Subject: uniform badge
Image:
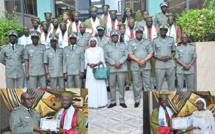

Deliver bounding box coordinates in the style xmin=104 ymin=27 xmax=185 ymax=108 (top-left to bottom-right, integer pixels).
xmin=47 ymin=43 xmax=50 ymax=48
xmin=159 ymin=120 xmax=165 ymax=126
xmin=108 ymin=28 xmax=111 ymax=33
xmin=59 ymin=42 xmax=63 ymax=47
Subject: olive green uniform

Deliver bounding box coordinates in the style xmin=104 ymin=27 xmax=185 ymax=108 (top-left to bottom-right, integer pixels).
xmin=104 ymin=42 xmax=128 ymax=104
xmin=24 ymin=44 xmax=47 ymax=88
xmin=128 ymin=38 xmax=154 ymax=102
xmin=0 ymin=44 xmax=25 ymax=88
xmin=44 ymin=47 xmax=65 ymax=88
xmin=96 ymin=36 xmax=111 ymax=49
xmin=175 ymin=44 xmax=197 ymax=91
xmin=154 ymin=13 xmax=169 ymax=27
xmin=9 ymin=104 xmax=40 ymax=134
xmin=77 ymin=32 xmax=92 ymax=49
xmin=63 ymin=45 xmax=85 ymax=88
xmin=152 ymin=36 xmax=176 ymax=91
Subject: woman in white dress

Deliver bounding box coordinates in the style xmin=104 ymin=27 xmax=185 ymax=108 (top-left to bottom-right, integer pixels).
xmin=85 ymin=37 xmax=108 ymax=108
xmin=185 ymin=98 xmax=215 ymax=134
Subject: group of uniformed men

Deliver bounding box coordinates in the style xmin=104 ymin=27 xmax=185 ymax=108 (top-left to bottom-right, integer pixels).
xmin=0 ymin=2 xmax=197 ymax=107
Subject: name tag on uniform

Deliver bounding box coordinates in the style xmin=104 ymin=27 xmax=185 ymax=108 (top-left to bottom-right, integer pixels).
xmin=25 ymin=116 xmax=30 ymax=118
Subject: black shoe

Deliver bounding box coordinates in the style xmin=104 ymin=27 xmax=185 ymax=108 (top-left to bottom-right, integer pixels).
xmin=107 ymin=86 xmax=110 ymax=92
xmin=154 ymin=86 xmax=156 ymax=89
xmin=134 ymin=102 xmax=139 ymax=108
xmin=107 ymin=103 xmax=116 ymax=108
xmin=120 ymin=103 xmax=127 ymax=108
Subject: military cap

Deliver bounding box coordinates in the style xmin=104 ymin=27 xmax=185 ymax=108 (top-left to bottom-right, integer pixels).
xmin=160 ymin=2 xmax=168 ymax=8
xmin=159 ymin=24 xmax=168 ymax=29
xmin=124 ymin=7 xmax=132 ymax=11
xmin=40 ymin=21 xmax=50 ymax=27
xmin=69 ymin=32 xmax=78 ymax=39
xmin=128 ymin=17 xmax=135 ymax=22
xmin=7 ymin=30 xmax=18 ymax=37
xmin=49 ymin=34 xmax=59 ymax=41
xmin=135 ymin=25 xmax=144 ymax=32
xmin=31 ymin=17 xmax=40 ymax=23
xmin=72 ymin=11 xmax=80 ymax=15
xmin=110 ymin=29 xmax=120 ymax=36
xmin=159 ymin=92 xmax=169 ymax=99
xmin=109 ymin=10 xmax=117 ymax=14
xmin=166 ymin=14 xmax=176 ymax=19
xmin=44 ymin=12 xmax=52 ymax=16
xmin=90 ymin=6 xmax=98 ymax=11
xmin=30 ymin=30 xmax=41 ymax=37
xmin=118 ymin=24 xmax=126 ymax=29
xmin=59 ymin=21 xmax=67 ymax=26
xmin=102 ymin=5 xmax=110 ymax=9
xmin=59 ymin=91 xmax=76 ymax=98
xmin=96 ymin=25 xmax=105 ymax=31
xmin=51 ymin=18 xmax=58 ymax=23
xmin=145 ymin=16 xmax=153 ymax=21
xmin=61 ymin=10 xmax=69 ymax=15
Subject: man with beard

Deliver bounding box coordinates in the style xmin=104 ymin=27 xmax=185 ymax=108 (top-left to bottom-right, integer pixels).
xmin=51 ymin=18 xmax=61 ymax=35
xmin=68 ymin=11 xmax=82 ymax=33
xmin=30 ymin=18 xmax=41 ymax=33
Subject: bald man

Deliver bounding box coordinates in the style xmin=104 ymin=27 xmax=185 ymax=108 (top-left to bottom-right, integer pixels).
xmin=77 ymin=23 xmax=92 ymax=49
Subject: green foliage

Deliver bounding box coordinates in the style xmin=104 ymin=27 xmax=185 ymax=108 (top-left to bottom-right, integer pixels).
xmin=203 ymin=0 xmax=215 ymax=9
xmin=135 ymin=10 xmax=142 ymax=21
xmin=176 ymin=9 xmax=215 ymax=42
xmin=0 ymin=7 xmax=23 ymax=46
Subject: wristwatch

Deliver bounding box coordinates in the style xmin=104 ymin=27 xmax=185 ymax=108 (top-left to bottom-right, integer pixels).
xmin=188 ymin=64 xmax=191 ymax=67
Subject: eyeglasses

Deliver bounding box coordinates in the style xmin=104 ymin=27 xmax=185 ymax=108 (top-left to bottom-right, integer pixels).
xmin=23 ymin=98 xmax=34 ymax=101
xmin=61 ymin=99 xmax=71 ymax=102
xmin=196 ymin=102 xmax=204 ymax=105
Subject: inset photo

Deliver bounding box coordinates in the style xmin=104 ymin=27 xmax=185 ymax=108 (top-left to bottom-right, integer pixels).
xmin=0 ymin=88 xmax=88 ymax=134
xmin=144 ymin=91 xmax=215 ymax=134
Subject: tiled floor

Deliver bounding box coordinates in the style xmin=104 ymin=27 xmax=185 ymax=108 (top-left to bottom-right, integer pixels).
xmin=88 ymin=80 xmax=186 ymax=134
xmin=88 ymin=88 xmax=143 ymax=134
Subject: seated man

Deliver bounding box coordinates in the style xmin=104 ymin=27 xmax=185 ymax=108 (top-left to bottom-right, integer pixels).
xmin=48 ymin=91 xmax=86 ymax=134
xmin=150 ymin=93 xmax=176 ymax=134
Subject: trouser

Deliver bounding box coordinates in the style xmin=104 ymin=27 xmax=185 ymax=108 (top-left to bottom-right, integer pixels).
xmin=126 ymin=61 xmax=132 ymax=85
xmin=132 ymin=70 xmax=152 ymax=103
xmin=50 ymin=77 xmax=65 ymax=88
xmin=109 ymin=72 xmax=126 ymax=104
xmin=68 ymin=75 xmax=82 ymax=88
xmin=177 ymin=73 xmax=194 ymax=91
xmin=6 ymin=76 xmax=24 ymax=88
xmin=22 ymin=63 xmax=28 ymax=88
xmin=155 ymin=67 xmax=175 ymax=91
xmin=28 ymin=75 xmax=47 ymax=88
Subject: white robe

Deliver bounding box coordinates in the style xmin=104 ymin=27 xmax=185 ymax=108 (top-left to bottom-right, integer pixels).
xmin=58 ymin=31 xmax=69 ymax=48
xmin=18 ymin=35 xmax=32 ymax=48
xmin=85 ymin=47 xmax=108 ymax=108
xmin=72 ymin=21 xmax=82 ymax=32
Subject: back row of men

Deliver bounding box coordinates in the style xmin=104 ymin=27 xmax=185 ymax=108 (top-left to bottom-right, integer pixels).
xmin=0 ymin=2 xmax=197 ymax=91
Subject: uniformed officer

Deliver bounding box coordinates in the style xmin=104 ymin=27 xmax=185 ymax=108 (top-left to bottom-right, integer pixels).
xmin=24 ymin=30 xmax=47 ymax=88
xmin=44 ymin=34 xmax=65 ymax=88
xmin=175 ymin=33 xmax=197 ymax=91
xmin=96 ymin=25 xmax=111 ymax=49
xmin=154 ymin=2 xmax=169 ymax=27
xmin=0 ymin=30 xmax=25 ymax=88
xmin=128 ymin=25 xmax=154 ymax=107
xmin=104 ymin=29 xmax=128 ymax=108
xmin=77 ymin=23 xmax=92 ymax=49
xmin=137 ymin=10 xmax=149 ymax=28
xmin=63 ymin=32 xmax=85 ymax=88
xmin=152 ymin=24 xmax=176 ymax=91
xmin=9 ymin=93 xmax=41 ymax=134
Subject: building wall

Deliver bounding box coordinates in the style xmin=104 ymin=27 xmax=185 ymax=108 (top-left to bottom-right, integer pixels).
xmin=0 ymin=0 xmax=5 ymax=17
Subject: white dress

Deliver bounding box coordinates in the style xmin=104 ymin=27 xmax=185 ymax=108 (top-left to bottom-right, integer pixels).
xmin=85 ymin=47 xmax=108 ymax=108
xmin=189 ymin=114 xmax=213 ymax=134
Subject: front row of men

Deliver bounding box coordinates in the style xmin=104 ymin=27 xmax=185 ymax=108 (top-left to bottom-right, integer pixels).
xmin=0 ymin=24 xmax=197 ymax=93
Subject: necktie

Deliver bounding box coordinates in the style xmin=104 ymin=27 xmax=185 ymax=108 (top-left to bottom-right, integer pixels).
xmin=131 ymin=30 xmax=134 ymax=39
xmin=12 ymin=45 xmax=14 ymax=50
xmin=72 ymin=46 xmax=74 ymax=50
xmin=27 ymin=109 xmax=32 ymax=116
